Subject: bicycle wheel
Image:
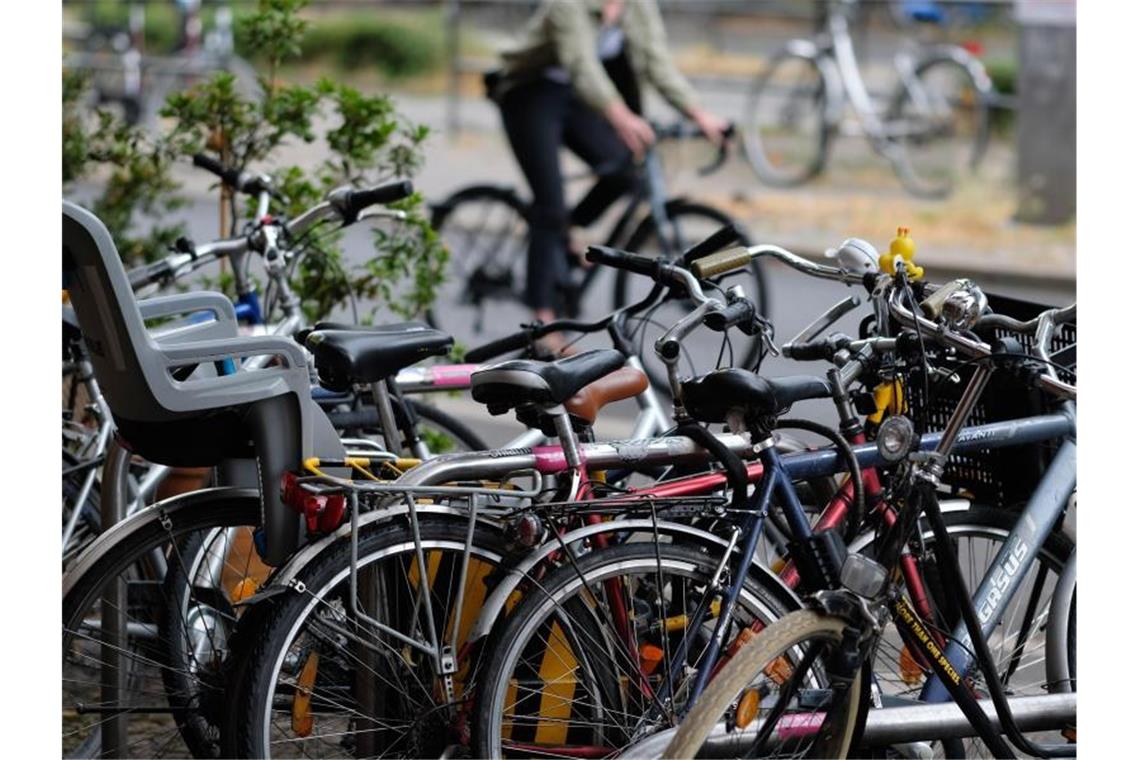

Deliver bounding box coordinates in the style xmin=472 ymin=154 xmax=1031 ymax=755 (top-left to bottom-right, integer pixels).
xmin=742 ymin=51 xmax=832 ymax=187
xmin=851 ymin=504 xmax=1073 ymax=757
xmin=226 ymin=518 xmax=512 ymax=758
xmin=612 ymin=202 xmax=769 ymax=392
xmin=472 ymin=541 xmax=794 ymax=758
xmin=886 ymin=52 xmax=990 ymax=199
xmin=665 ymin=609 xmax=864 ymax=759
xmin=160 ymin=525 xmax=272 ymax=757
xmin=427 ymin=185 xmax=533 ymax=352
xmin=326 ymin=397 xmax=489 ymax=455
xmin=62 ymin=492 xmax=261 ymax=758
xmin=404 ymin=398 xmax=489 ymax=453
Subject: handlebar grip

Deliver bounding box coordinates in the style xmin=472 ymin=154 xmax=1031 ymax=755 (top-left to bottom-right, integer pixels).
xmin=691 ymin=246 xmax=752 ymax=279
xmin=192 ymin=152 xmax=227 ymax=178
xmin=782 ymin=340 xmax=835 ymax=361
xmin=127 ymin=259 xmax=174 ymax=291
xmin=681 ymin=223 xmax=746 ymax=266
xmin=343 ymin=180 xmax=415 ymax=221
xmin=192 ymin=153 xmax=243 ymax=189
xmin=464 ymin=329 xmax=533 ymax=363
xmin=585 ymin=245 xmax=662 ymax=279
xmin=703 ymin=299 xmax=754 ymax=333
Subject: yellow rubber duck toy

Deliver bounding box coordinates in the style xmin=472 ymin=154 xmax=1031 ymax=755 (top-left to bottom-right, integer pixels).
xmin=879 ymin=226 xmax=925 ymax=281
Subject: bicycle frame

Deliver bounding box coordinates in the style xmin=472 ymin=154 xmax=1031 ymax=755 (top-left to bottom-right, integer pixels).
xmin=767 ymin=0 xmax=991 ymax=179
xmin=919 ymin=404 xmax=1076 ymax=704
xmin=565 ymin=146 xmax=686 ymax=316
xmin=256 ymin=409 xmax=1072 ymax=667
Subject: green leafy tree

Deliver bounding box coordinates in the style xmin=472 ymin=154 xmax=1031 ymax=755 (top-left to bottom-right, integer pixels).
xmin=63 ymin=0 xmax=446 ymax=323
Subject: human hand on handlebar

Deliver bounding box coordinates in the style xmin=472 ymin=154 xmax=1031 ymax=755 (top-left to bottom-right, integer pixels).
xmin=605 ymin=101 xmax=656 ymax=160
xmin=688 ymin=107 xmax=731 ymax=147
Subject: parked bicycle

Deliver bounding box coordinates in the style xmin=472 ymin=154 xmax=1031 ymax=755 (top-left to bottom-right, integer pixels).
xmin=662 ymin=267 xmax=1075 ymax=758
xmin=742 ymin=0 xmax=992 ymax=198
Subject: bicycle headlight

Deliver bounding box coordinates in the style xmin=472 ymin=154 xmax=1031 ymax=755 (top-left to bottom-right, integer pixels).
xmin=877 ymin=415 xmax=916 ymax=463
xmin=840 ymin=553 xmax=889 ymax=600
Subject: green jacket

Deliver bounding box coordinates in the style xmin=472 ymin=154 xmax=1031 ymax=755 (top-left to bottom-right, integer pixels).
xmin=496 ymin=0 xmax=698 ymax=115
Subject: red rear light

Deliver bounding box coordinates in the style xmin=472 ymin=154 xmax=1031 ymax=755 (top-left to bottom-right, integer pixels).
xmin=281 ymin=472 xmax=347 ymax=534
xmin=961 ymin=40 xmax=984 ymax=57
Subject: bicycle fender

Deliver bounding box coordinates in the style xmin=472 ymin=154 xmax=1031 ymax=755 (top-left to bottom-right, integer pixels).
xmin=62 ymin=487 xmax=260 ymax=599
xmin=261 ymin=502 xmax=503 ymax=591
xmin=465 ymin=519 xmax=804 ymax=644
xmin=915 ymin=44 xmax=994 ymax=94
xmin=1045 ymin=549 xmax=1077 ymax=694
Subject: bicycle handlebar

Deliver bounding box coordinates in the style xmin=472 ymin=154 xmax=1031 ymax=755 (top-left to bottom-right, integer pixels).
xmin=703 ymin=297 xmax=754 ymax=333
xmin=192 ymin=153 xmax=278 ymax=199
xmin=692 ymin=243 xmax=864 ymax=285
xmin=463 ymin=329 xmax=536 ymax=364
xmin=652 ymin=120 xmax=735 ymax=176
xmin=128 ymin=181 xmax=412 ymax=294
xmin=681 ymin=223 xmax=748 ymax=267
xmin=327 ymin=180 xmax=415 ymax=224
xmin=888 ymin=287 xmax=1076 ymax=400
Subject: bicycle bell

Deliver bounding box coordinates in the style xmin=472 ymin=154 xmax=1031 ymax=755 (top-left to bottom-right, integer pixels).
xmin=825 ymin=237 xmax=879 ymax=276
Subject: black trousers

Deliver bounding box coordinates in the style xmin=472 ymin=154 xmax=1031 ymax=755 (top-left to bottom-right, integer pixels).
xmin=499 ymin=79 xmax=636 ymax=311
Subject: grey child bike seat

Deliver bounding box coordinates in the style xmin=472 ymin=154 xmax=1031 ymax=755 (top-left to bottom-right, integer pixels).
xmin=62 ymin=200 xmax=344 ymax=564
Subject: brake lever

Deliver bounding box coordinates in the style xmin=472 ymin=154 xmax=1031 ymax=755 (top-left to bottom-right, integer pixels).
xmin=697 ymin=124 xmax=735 ymax=177
xmin=785 ymin=295 xmax=861 ymax=349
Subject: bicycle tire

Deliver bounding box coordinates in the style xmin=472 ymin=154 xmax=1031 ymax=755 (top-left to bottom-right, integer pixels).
xmin=405 ymin=398 xmax=489 ymax=453
xmin=886 ymin=51 xmax=990 ymax=199
xmin=225 ymin=518 xmax=513 ymax=759
xmin=472 ymin=541 xmax=795 ymax=758
xmin=665 ymin=609 xmax=862 ymax=759
xmin=742 ymin=51 xmax=832 ymax=187
xmin=851 ymin=504 xmax=1073 ymax=758
xmin=160 ymin=524 xmax=273 ymax=758
xmin=853 ymin=505 xmax=1073 ymax=701
xmin=62 ymin=493 xmax=261 ymax=758
xmin=426 ymin=184 xmax=532 ymax=347
xmin=612 ymin=201 xmax=769 ymax=393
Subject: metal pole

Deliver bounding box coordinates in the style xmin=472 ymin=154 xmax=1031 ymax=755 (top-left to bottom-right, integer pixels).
xmin=445 ymin=0 xmax=461 ymax=138
xmin=617 ymin=692 xmax=1077 ymax=757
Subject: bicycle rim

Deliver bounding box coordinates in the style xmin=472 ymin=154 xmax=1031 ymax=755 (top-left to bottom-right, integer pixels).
xmin=664 ymin=609 xmax=861 ymax=759
xmin=476 ymin=542 xmax=791 ymax=758
xmin=887 ymin=56 xmax=988 ymax=199
xmin=853 ymin=505 xmax=1073 ymax=757
xmin=743 ymin=54 xmax=830 ymax=187
xmin=234 ymin=520 xmax=510 ymax=758
xmin=427 ymin=187 xmax=532 ymax=350
xmin=62 ymin=495 xmax=260 ymax=758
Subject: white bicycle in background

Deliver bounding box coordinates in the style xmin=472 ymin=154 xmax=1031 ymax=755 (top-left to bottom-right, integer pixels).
xmin=742 ymin=0 xmax=993 ymax=199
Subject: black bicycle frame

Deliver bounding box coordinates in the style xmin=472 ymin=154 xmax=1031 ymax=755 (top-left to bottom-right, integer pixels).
xmin=639 ymin=408 xmax=1074 ymax=729
xmin=568 ymin=148 xmax=683 ymax=315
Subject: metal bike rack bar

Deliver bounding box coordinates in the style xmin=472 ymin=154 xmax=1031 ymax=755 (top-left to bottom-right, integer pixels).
xmin=618 ymin=693 xmax=1076 ymax=758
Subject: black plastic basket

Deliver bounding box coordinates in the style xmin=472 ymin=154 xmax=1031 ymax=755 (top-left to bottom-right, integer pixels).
xmin=899 ymin=293 xmax=1075 ymax=506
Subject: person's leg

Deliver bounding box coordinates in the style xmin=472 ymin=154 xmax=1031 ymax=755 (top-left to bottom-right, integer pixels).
xmin=563 ymin=95 xmax=639 ymax=230
xmin=499 ymin=80 xmax=571 ymax=316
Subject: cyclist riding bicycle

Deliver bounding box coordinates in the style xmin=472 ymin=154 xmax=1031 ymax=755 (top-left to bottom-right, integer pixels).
xmin=488 ymin=0 xmax=729 ymax=335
